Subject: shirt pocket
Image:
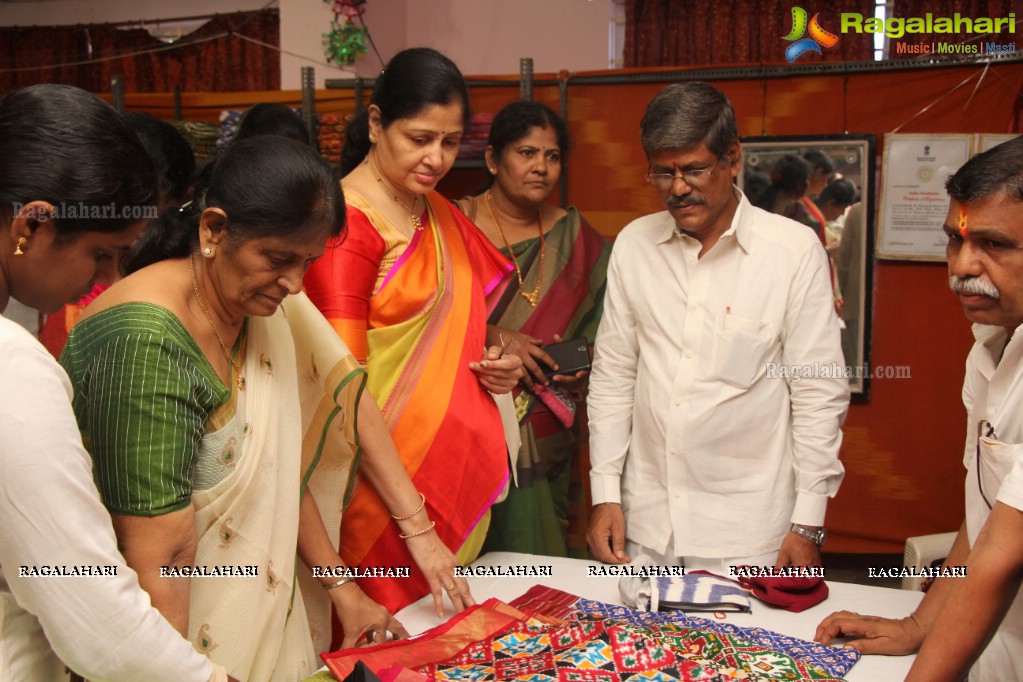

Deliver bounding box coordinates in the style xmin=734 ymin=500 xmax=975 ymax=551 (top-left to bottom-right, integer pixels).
xmin=977 ymin=436 xmax=1022 ymax=507
xmin=712 ymin=313 xmax=772 ymax=389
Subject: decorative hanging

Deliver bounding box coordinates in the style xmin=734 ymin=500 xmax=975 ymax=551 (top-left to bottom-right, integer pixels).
xmin=322 ymin=0 xmax=368 ymax=66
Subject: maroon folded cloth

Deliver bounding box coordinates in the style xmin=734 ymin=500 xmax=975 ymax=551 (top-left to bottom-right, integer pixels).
xmin=735 ymin=566 xmax=829 ymax=613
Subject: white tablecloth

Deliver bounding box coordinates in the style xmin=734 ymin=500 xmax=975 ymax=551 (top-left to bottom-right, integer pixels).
xmin=387 ymin=552 xmax=924 ymax=681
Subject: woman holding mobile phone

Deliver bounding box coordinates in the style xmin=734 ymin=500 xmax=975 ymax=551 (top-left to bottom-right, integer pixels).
xmin=456 ymin=101 xmax=611 ymax=557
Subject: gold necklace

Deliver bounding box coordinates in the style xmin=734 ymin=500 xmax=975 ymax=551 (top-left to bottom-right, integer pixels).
xmin=365 ymin=155 xmax=423 ymax=231
xmin=190 ymin=256 xmax=245 ymax=390
xmin=486 ymin=190 xmax=545 ymax=308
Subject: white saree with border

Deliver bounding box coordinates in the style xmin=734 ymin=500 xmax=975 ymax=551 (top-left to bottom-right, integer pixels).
xmin=186 ymin=292 xmax=363 ymax=681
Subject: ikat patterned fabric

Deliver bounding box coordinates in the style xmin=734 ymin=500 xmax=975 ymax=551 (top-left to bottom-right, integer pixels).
xmin=321 ymin=586 xmax=858 ymax=682
xmin=508 ymin=586 xmax=857 ymax=680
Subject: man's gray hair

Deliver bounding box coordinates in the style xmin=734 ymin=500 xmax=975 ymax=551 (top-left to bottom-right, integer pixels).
xmin=945 ymin=135 xmax=1023 ymax=203
xmin=640 ymin=81 xmax=739 ymax=158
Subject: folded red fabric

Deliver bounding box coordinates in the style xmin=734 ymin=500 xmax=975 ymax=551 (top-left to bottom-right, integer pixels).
xmin=735 ymin=567 xmax=829 ymax=612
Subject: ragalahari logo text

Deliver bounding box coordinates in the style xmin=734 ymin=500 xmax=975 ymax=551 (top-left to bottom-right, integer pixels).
xmin=783 ymin=7 xmax=840 ymax=62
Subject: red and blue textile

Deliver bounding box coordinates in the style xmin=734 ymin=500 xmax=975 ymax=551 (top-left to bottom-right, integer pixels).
xmin=322 ymin=586 xmax=858 ymax=682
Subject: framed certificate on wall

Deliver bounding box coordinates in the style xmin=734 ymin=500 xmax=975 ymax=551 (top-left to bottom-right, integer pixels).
xmin=876 ymin=133 xmax=973 ymax=262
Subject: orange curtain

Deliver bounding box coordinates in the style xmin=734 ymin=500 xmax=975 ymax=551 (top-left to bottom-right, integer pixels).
xmin=624 ymin=0 xmax=876 ymax=67
xmin=0 ymin=10 xmax=279 ymax=94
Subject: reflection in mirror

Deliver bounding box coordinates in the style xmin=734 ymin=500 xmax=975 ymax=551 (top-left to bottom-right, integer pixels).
xmin=739 ymin=135 xmax=876 ymax=398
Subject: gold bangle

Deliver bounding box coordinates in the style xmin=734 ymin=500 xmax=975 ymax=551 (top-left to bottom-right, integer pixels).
xmin=391 ymin=491 xmax=426 ymax=521
xmin=398 ymin=520 xmax=436 ymax=539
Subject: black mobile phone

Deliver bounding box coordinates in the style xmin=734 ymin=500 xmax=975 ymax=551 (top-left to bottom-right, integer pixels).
xmin=540 ymin=338 xmax=591 ymax=377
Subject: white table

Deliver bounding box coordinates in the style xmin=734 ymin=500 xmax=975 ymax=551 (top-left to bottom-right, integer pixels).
xmin=390 ymin=552 xmax=924 ymax=681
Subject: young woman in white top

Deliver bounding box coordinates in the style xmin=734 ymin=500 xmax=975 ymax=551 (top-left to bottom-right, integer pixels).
xmin=0 ymin=83 xmax=234 ymax=682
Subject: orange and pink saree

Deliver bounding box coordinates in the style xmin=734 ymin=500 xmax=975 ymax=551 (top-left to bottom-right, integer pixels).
xmin=304 ymin=190 xmax=512 ymax=617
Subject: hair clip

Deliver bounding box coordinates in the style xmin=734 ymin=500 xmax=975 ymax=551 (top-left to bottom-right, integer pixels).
xmin=179 ymin=200 xmax=193 ymax=213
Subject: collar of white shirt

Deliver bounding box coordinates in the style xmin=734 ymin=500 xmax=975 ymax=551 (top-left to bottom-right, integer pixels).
xmin=659 ymin=186 xmax=753 ymax=256
xmin=972 ymin=321 xmax=1023 ymax=376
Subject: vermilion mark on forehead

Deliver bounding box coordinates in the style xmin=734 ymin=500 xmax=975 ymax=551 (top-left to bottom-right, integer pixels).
xmin=959 ymin=207 xmax=968 ymax=237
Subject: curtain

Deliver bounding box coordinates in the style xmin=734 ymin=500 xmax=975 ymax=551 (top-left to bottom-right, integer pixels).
xmin=0 ymin=10 xmax=279 ymax=94
xmin=624 ymin=0 xmax=877 ymax=67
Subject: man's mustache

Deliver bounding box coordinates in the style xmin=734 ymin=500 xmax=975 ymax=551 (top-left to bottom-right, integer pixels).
xmin=949 ymin=275 xmax=1000 ymax=299
xmin=666 ymin=193 xmax=706 ymax=209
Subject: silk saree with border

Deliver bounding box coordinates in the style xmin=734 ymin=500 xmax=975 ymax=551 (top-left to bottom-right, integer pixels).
xmin=304 ymin=190 xmax=514 ymax=617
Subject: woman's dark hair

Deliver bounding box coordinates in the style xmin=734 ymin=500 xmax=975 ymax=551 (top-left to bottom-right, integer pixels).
xmin=818 ymin=178 xmax=857 ymax=207
xmin=751 ymin=155 xmax=810 ymax=211
xmin=488 ymin=101 xmax=570 ymax=162
xmin=124 ymin=112 xmax=196 ymax=206
xmin=743 ymin=171 xmax=772 ymax=208
xmin=235 ymin=103 xmax=311 ymax=146
xmin=803 ymin=150 xmax=835 ymax=176
xmin=126 ymin=136 xmax=343 ymax=273
xmin=340 ymin=47 xmax=470 ymax=175
xmin=0 ymin=84 xmax=156 ymax=240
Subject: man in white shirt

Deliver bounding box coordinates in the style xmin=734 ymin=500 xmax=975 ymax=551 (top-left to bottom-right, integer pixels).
xmin=816 ymin=136 xmax=1023 ymax=681
xmin=586 ymin=82 xmax=848 ymax=572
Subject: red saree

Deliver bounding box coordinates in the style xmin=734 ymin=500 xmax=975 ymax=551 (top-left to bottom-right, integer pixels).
xmin=304 ymin=190 xmax=512 ymax=618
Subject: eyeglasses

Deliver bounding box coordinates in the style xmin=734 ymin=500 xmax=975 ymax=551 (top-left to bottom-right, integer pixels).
xmin=646 ymin=158 xmax=724 ymax=191
xmin=976 ymin=420 xmax=997 ymax=509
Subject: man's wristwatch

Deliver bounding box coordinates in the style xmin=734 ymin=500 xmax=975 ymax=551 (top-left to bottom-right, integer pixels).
xmin=790 ymin=523 xmax=827 ymax=546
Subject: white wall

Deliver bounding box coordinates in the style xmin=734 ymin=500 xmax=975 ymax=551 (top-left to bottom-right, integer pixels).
xmin=0 ymin=0 xmax=611 ymax=88
xmin=0 ymin=0 xmax=267 ymax=26
xmin=403 ymin=0 xmax=610 ymax=76
xmin=279 ymin=0 xmax=367 ymax=88
xmin=284 ymin=0 xmax=613 ymax=86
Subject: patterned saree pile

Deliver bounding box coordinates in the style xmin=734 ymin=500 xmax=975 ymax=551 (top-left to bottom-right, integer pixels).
xmin=322 ymin=586 xmax=859 ymax=681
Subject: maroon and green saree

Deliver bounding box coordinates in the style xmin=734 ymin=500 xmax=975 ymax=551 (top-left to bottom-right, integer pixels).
xmin=480 ymin=206 xmax=611 ymax=557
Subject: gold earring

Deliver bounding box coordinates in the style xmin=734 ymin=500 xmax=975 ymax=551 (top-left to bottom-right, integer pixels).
xmin=13 ymin=236 xmax=26 ymax=256
xmin=369 ymin=134 xmax=377 ymax=144
xmin=489 ymin=167 xmax=496 ymax=175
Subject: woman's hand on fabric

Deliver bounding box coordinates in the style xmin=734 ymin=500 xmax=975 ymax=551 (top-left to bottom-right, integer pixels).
xmin=403 ymin=530 xmax=475 ymax=617
xmin=814 ymin=611 xmax=925 ymax=655
xmin=330 ymin=582 xmax=409 ymax=648
xmin=470 ymin=346 xmax=524 ymax=394
xmin=485 ymin=325 xmax=554 ymax=388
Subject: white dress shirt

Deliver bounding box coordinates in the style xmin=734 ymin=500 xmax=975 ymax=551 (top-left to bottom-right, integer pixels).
xmin=589 ymin=189 xmax=848 ymax=558
xmin=0 ymin=314 xmax=215 ymax=682
xmin=960 ymin=323 xmax=1023 ymax=681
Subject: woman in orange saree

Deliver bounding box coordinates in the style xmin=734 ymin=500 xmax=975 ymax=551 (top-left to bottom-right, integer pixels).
xmin=304 ymin=48 xmax=521 ymax=620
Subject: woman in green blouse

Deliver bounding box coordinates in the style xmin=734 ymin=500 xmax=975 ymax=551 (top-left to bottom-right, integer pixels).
xmin=63 ymin=136 xmax=471 ymax=681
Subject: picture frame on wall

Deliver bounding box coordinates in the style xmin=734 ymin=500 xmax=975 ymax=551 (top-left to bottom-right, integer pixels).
xmin=876 ymin=133 xmax=973 ymax=262
xmin=739 ymin=135 xmax=876 ymax=398
xmin=980 ymin=133 xmax=1018 ymax=153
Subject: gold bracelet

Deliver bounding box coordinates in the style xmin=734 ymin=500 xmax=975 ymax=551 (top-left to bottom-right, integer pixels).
xmin=322 ymin=577 xmax=354 ymax=590
xmin=391 ymin=491 xmax=426 ymax=521
xmin=398 ymin=520 xmax=436 ymax=539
